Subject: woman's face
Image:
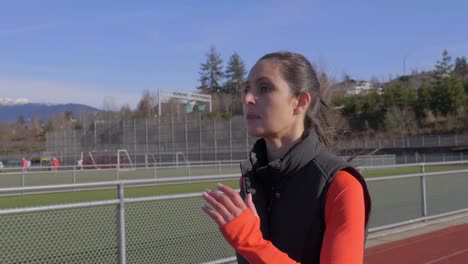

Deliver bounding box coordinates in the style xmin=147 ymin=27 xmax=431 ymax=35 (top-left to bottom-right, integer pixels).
xmin=243 ymin=59 xmax=301 ymax=138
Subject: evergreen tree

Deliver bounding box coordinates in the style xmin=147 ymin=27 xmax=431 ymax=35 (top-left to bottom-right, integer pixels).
xmin=198 ymin=46 xmax=224 ymax=94
xmin=434 ymin=50 xmax=453 ymax=79
xmin=453 ymin=56 xmax=468 ymax=79
xmin=64 ymin=111 xmax=74 ymax=121
xmin=17 ymin=115 xmax=26 ymax=126
xmin=415 ymin=83 xmax=431 ymax=119
xmin=430 ymin=77 xmax=464 ymax=115
xmin=223 ymin=52 xmax=246 ymax=95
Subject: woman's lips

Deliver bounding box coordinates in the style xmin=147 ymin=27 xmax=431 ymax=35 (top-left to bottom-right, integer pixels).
xmin=246 ymin=114 xmax=260 ymax=119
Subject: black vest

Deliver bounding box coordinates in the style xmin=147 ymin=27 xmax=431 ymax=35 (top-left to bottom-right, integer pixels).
xmin=237 ymin=131 xmax=371 ymax=264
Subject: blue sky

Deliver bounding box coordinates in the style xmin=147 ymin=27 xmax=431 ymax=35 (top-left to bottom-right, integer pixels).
xmin=0 ymin=0 xmax=467 ymax=109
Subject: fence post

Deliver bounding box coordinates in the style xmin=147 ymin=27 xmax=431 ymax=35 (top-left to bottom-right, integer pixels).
xmin=171 ymin=114 xmax=175 ymax=163
xmin=73 ymin=165 xmax=76 ymax=187
xmin=199 ymin=112 xmax=203 ymax=162
xmin=21 ymin=171 xmax=25 ymax=189
xmin=145 ymin=118 xmax=149 ymax=160
xmin=158 ymin=117 xmax=161 ymax=163
xmin=213 ymin=119 xmax=217 ymax=161
xmin=184 ymin=114 xmax=188 ymax=161
xmin=118 ymin=183 xmax=127 ymax=264
xmin=218 ymin=161 xmax=221 ymax=176
xmin=229 ymin=118 xmax=233 ymax=161
xmin=420 ymin=164 xmax=428 ymax=221
xmin=133 ymin=119 xmax=137 ymax=164
xmin=188 ymin=162 xmax=191 ymax=178
xmin=116 ymin=165 xmax=120 ymax=181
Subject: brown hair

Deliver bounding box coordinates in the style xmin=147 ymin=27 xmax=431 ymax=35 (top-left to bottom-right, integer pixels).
xmin=258 ymin=51 xmax=336 ymax=148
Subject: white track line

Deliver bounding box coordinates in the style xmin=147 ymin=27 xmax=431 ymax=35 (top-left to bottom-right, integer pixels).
xmin=366 ymin=226 xmax=467 ymax=256
xmin=424 ymin=248 xmax=468 ymax=264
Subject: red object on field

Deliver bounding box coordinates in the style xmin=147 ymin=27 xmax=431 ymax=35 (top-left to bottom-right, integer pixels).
xmin=52 ymin=158 xmax=60 ymax=171
xmin=22 ymin=158 xmax=27 ymax=172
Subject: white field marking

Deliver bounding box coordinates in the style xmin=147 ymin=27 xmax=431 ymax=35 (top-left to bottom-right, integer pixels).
xmin=424 ymin=248 xmax=468 ymax=264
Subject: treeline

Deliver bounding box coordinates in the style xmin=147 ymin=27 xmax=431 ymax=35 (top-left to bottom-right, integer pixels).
xmin=103 ymin=46 xmax=248 ymax=121
xmin=3 ymin=48 xmax=467 ymax=155
xmin=333 ymin=50 xmax=468 ymax=136
xmin=0 ymin=111 xmax=76 ymax=154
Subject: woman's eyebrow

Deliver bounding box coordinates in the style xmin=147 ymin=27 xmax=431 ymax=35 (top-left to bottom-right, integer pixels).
xmin=255 ymin=77 xmax=271 ymax=84
xmin=244 ymin=77 xmax=273 ymax=87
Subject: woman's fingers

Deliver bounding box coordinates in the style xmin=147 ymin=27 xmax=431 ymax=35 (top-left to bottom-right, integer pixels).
xmin=202 ymin=205 xmax=226 ymax=226
xmin=202 ymin=183 xmax=249 ymax=225
xmin=202 ymin=191 xmax=232 ymax=221
xmin=217 ymin=183 xmax=246 ymax=210
xmin=245 ymin=193 xmax=259 ymax=217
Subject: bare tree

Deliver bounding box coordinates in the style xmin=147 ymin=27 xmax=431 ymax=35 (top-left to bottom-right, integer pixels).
xmin=135 ymin=89 xmax=157 ymax=118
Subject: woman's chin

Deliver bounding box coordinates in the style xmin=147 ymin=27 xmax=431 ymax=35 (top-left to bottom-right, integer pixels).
xmin=246 ymin=127 xmax=265 ymax=138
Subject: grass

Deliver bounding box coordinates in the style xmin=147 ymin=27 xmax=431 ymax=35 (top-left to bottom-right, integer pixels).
xmin=1 ymin=163 xmax=468 ymax=209
xmin=362 ymin=164 xmax=468 ymax=177
xmin=0 ymin=180 xmax=238 ymax=209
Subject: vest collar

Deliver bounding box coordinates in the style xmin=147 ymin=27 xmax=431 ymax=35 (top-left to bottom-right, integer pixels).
xmin=241 ymin=129 xmax=323 ymax=178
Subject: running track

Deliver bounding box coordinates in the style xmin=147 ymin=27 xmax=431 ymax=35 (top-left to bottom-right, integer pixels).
xmin=365 ymin=223 xmax=468 ymax=263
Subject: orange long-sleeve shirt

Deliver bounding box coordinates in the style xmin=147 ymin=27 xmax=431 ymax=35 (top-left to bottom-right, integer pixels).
xmin=221 ymin=170 xmax=365 ymax=264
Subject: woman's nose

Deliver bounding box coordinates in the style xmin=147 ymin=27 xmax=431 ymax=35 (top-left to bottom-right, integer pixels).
xmin=243 ymin=92 xmax=256 ymax=105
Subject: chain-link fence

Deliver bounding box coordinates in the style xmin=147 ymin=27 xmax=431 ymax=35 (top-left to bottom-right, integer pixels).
xmin=0 ymin=162 xmax=241 ymax=189
xmin=0 ymin=155 xmax=398 ymax=189
xmin=1 ymin=161 xmax=468 ymax=263
xmin=367 ymin=162 xmax=468 ymax=231
xmin=42 ymin=113 xmax=468 ymax=166
xmin=338 ymin=133 xmax=468 ymax=150
xmin=0 ymin=181 xmax=236 ymax=264
xmin=43 ymin=113 xmax=256 ymax=166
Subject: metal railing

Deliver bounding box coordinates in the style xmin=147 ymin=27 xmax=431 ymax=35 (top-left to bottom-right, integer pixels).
xmin=363 ymin=160 xmax=468 ymax=231
xmin=0 ymin=177 xmax=239 ymax=264
xmin=0 ymin=161 xmax=242 ymax=191
xmin=0 ymin=155 xmax=397 ymax=189
xmin=1 ymin=161 xmax=468 ymax=263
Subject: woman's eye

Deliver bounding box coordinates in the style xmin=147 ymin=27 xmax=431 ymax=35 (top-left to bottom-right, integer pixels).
xmin=260 ymin=85 xmax=271 ymax=93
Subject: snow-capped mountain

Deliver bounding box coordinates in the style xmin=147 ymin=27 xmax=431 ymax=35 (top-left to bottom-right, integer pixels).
xmin=0 ymin=97 xmax=31 ymax=105
xmin=0 ymin=98 xmax=98 ymax=122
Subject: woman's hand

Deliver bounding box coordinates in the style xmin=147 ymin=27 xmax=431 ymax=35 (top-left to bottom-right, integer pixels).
xmin=202 ymin=183 xmax=258 ymax=226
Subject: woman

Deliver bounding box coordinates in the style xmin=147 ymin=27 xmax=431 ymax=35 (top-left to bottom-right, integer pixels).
xmin=202 ymin=51 xmax=371 ymax=264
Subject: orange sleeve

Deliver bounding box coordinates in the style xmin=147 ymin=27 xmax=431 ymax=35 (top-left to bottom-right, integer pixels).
xmin=220 ymin=208 xmax=299 ymax=264
xmin=320 ymin=170 xmax=365 ymax=264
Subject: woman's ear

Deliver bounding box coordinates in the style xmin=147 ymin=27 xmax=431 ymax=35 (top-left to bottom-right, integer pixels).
xmin=294 ymin=92 xmax=311 ymax=115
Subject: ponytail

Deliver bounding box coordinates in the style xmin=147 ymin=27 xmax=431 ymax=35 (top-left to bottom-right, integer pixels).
xmin=305 ymin=97 xmax=335 ymax=148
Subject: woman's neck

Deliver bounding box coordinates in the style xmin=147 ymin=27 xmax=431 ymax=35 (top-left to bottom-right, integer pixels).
xmin=264 ymin=129 xmax=305 ymax=162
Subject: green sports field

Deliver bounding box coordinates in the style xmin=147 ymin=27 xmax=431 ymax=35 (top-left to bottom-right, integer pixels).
xmin=1 ymin=163 xmax=468 ymax=209
xmin=0 ymin=164 xmax=240 ymax=187
xmin=362 ymin=163 xmax=468 ymax=177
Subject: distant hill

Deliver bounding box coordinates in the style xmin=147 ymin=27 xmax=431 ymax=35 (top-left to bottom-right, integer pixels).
xmin=332 ymin=70 xmax=437 ymax=95
xmin=0 ymin=102 xmax=98 ymax=122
